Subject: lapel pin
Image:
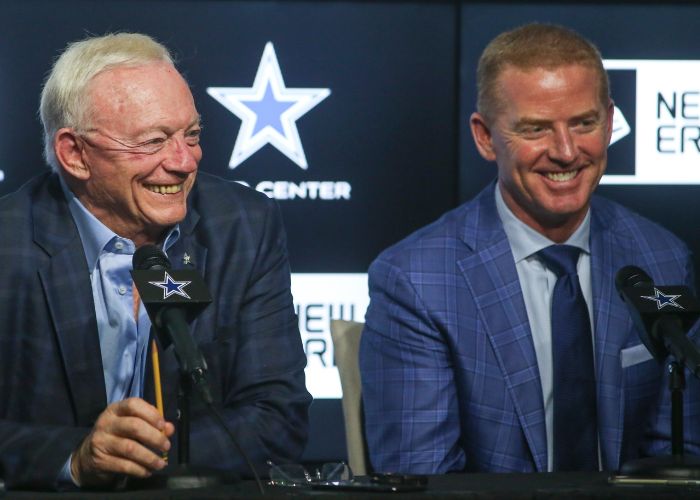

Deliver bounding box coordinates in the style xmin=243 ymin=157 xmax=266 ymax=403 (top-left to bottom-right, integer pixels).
xmin=183 ymin=253 xmax=192 ymax=265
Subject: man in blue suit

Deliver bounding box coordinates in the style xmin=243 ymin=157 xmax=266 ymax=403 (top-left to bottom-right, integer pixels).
xmin=0 ymin=33 xmax=310 ymax=489
xmin=360 ymin=23 xmax=700 ymax=473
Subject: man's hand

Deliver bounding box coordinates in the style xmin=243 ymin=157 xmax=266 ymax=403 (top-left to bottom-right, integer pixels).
xmin=71 ymin=398 xmax=175 ymax=487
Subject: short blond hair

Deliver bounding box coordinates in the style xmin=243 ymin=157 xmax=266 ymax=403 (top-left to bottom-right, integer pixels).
xmin=39 ymin=32 xmax=174 ymax=170
xmin=476 ymin=23 xmax=609 ymax=122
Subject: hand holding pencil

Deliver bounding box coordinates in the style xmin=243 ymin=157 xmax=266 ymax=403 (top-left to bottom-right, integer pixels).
xmin=69 ymin=397 xmax=175 ymax=487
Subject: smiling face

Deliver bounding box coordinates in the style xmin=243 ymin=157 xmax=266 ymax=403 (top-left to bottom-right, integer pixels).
xmin=68 ymin=61 xmax=202 ymax=246
xmin=470 ymin=64 xmax=613 ymax=242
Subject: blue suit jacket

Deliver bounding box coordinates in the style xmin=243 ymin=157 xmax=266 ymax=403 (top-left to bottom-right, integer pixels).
xmin=0 ymin=172 xmax=311 ymax=489
xmin=360 ymin=184 xmax=700 ymax=473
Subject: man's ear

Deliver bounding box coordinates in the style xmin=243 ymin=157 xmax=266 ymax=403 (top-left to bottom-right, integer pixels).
xmin=470 ymin=112 xmax=497 ymax=162
xmin=54 ymin=128 xmax=90 ymax=180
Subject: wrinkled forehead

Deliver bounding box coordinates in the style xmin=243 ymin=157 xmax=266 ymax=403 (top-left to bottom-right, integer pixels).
xmin=84 ymin=61 xmax=196 ymax=128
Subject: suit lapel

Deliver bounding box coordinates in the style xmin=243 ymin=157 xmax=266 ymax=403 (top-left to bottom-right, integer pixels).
xmin=165 ymin=207 xmax=207 ymax=276
xmin=589 ymin=200 xmax=636 ymax=470
xmin=457 ymin=187 xmax=548 ymax=471
xmin=33 ymin=175 xmax=106 ymax=426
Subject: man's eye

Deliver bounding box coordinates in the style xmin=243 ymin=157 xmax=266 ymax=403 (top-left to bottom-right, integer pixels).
xmin=519 ymin=125 xmax=546 ymax=137
xmin=128 ymin=137 xmax=168 ymax=155
xmin=145 ymin=137 xmax=167 ymax=145
xmin=573 ymin=119 xmax=599 ymax=133
xmin=185 ymin=129 xmax=202 ymax=144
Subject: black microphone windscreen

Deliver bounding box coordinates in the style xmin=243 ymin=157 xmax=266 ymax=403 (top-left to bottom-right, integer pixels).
xmin=133 ymin=244 xmax=172 ymax=271
xmin=615 ymin=265 xmax=654 ymax=292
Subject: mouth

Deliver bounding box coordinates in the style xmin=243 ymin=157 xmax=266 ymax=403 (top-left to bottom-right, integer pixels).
xmin=145 ymin=183 xmax=184 ymax=195
xmin=543 ymin=169 xmax=580 ymax=182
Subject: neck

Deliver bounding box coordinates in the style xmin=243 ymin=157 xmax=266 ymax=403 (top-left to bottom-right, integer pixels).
xmin=522 ymin=211 xmax=586 ymax=244
xmin=66 ymin=183 xmax=165 ymax=248
xmin=537 ymin=222 xmax=582 ymax=244
xmin=499 ymin=187 xmax=588 ymax=244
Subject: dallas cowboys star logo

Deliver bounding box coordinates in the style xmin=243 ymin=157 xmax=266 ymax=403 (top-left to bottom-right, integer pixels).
xmin=149 ymin=271 xmax=192 ymax=300
xmin=207 ymin=42 xmax=331 ymax=170
xmin=641 ymin=288 xmax=684 ymax=310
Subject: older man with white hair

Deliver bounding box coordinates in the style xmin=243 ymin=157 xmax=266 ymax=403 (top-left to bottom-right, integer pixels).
xmin=0 ymin=33 xmax=310 ymax=489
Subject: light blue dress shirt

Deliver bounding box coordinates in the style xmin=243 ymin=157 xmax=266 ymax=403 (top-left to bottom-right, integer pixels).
xmin=58 ymin=180 xmax=179 ymax=484
xmin=494 ymin=184 xmax=595 ymax=472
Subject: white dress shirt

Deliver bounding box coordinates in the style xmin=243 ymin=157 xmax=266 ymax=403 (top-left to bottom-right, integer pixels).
xmin=494 ymin=183 xmax=595 ymax=471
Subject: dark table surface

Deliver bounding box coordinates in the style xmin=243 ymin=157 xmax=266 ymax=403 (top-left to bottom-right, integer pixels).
xmin=3 ymin=472 xmax=700 ymax=499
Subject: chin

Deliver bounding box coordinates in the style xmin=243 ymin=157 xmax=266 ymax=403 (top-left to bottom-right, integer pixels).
xmin=147 ymin=208 xmax=188 ymax=228
xmin=549 ymin=191 xmax=592 ymax=210
xmin=544 ymin=205 xmax=588 ymax=224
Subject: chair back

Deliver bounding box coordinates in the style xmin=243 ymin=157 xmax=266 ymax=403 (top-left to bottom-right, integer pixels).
xmin=330 ymin=319 xmax=368 ymax=475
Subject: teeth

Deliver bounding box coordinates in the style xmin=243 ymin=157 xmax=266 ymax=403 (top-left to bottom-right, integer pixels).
xmin=545 ymin=170 xmax=577 ymax=182
xmin=146 ymin=184 xmax=183 ymax=194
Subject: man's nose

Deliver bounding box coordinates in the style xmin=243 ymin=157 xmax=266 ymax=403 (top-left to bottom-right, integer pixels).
xmin=162 ymin=135 xmax=199 ymax=172
xmin=549 ymin=126 xmax=577 ymax=165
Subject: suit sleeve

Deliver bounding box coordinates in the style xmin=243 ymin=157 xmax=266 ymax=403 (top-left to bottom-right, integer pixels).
xmin=0 ymin=210 xmax=94 ymax=489
xmin=188 ymin=199 xmax=311 ymax=476
xmin=359 ymin=256 xmax=466 ymax=474
xmin=0 ymin=420 xmax=87 ymax=489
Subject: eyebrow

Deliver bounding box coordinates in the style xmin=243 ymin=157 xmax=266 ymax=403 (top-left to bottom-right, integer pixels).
xmin=514 ymin=118 xmax=549 ymax=127
xmin=514 ymin=109 xmax=602 ymax=128
xmin=135 ymin=115 xmax=203 ymax=138
xmin=189 ymin=115 xmax=203 ymax=129
xmin=569 ymin=110 xmax=602 ymax=122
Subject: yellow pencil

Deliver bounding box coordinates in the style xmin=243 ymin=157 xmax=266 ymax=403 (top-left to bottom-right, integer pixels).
xmin=151 ymin=339 xmax=168 ymax=461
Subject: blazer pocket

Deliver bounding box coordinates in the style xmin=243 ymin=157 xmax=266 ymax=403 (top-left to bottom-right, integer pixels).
xmin=620 ymin=343 xmax=654 ymax=369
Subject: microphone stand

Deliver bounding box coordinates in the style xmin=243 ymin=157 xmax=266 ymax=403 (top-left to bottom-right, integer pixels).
xmin=178 ymin=377 xmax=191 ymax=467
xmin=619 ymin=317 xmax=700 ymax=479
xmin=159 ymin=374 xmax=229 ymax=489
xmin=129 ymin=248 xmax=258 ymax=491
xmin=670 ymin=361 xmax=685 ymax=458
xmin=126 ymin=351 xmax=232 ymax=490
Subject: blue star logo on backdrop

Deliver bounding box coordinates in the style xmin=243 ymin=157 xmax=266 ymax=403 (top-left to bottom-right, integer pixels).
xmin=149 ymin=271 xmax=192 ymax=300
xmin=207 ymin=42 xmax=331 ymax=169
xmin=641 ymin=288 xmax=684 ymax=310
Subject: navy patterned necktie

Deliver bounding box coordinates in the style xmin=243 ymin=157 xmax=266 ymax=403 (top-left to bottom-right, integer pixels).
xmin=538 ymin=245 xmax=598 ymax=471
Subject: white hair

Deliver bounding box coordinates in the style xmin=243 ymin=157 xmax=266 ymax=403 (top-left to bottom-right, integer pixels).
xmin=39 ymin=32 xmax=174 ymax=170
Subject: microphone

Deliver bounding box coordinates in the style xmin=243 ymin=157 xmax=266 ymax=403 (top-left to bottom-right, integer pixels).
xmin=615 ymin=265 xmax=700 ymax=377
xmin=132 ymin=245 xmax=213 ymax=403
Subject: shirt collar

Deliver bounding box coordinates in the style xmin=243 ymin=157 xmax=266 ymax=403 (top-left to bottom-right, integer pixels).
xmin=494 ymin=182 xmax=590 ymax=263
xmin=60 ymin=176 xmax=181 ymax=271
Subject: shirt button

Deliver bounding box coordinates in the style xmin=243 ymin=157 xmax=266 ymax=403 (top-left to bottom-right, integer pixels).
xmin=118 ymin=285 xmax=127 ymax=295
xmin=115 ymin=241 xmax=124 ymax=251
